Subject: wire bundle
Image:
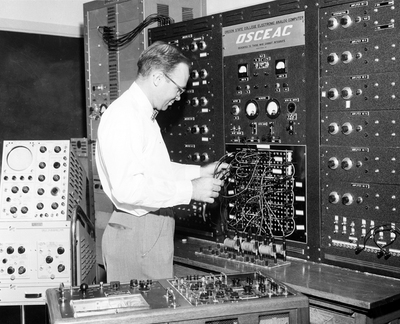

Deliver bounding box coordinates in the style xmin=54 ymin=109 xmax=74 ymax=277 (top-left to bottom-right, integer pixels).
xmin=97 ymin=14 xmax=174 ymax=51
xmin=356 ymin=224 xmax=400 ymax=259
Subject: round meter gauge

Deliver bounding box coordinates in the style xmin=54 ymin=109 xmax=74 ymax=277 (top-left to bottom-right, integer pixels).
xmin=265 ymin=99 xmax=281 ymax=119
xmin=245 ymin=100 xmax=259 ymax=119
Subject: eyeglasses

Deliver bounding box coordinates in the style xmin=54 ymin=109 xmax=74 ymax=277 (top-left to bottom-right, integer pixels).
xmin=163 ymin=73 xmax=186 ymax=98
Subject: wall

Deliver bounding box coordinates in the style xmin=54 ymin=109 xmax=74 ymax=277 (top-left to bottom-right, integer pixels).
xmin=0 ymin=0 xmax=271 ymax=37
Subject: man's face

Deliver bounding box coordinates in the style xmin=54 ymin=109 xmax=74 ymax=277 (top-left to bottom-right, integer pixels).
xmin=159 ymin=62 xmax=189 ymax=111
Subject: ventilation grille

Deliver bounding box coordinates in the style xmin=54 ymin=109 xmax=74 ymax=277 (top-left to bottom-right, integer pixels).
xmin=68 ymin=150 xmax=86 ymax=219
xmin=107 ymin=5 xmax=119 ymax=102
xmin=182 ymin=7 xmax=194 ymax=21
xmin=157 ymin=3 xmax=169 ymax=17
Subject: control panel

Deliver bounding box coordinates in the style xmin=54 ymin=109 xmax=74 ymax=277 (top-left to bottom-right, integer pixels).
xmin=223 ymin=11 xmax=306 ymax=145
xmin=0 ymin=221 xmax=71 ymax=304
xmin=0 ymin=140 xmax=87 ymax=222
xmin=319 ymin=0 xmax=400 ymax=278
xmin=47 ymin=271 xmax=309 ymax=323
xmin=220 ymin=144 xmax=307 ymax=258
xmin=148 ymin=2 xmax=319 ymax=259
xmin=149 ymin=15 xmax=225 ymax=240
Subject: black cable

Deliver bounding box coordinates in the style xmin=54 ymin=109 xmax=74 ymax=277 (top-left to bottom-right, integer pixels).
xmin=98 ymin=14 xmax=174 ymax=51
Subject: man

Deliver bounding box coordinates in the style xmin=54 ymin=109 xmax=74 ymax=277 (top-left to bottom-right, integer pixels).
xmin=96 ymin=41 xmax=227 ymax=282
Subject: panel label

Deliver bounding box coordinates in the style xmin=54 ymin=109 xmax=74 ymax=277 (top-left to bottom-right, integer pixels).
xmin=222 ymin=12 xmax=305 ymax=57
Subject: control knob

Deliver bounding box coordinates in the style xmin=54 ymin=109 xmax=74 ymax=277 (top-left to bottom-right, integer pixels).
xmin=341 ymin=158 xmax=353 ymax=170
xmin=327 ymin=157 xmax=339 ymax=170
xmin=341 ymin=122 xmax=353 ymax=135
xmin=328 ymin=192 xmax=340 ymax=204
xmin=327 ymin=53 xmax=339 ymax=65
xmin=328 ymin=123 xmax=340 ymax=135
xmin=340 ymin=14 xmax=353 ymax=28
xmin=327 ymin=88 xmax=339 ymax=100
xmin=341 ymin=51 xmax=353 ymax=64
xmin=342 ymin=193 xmax=354 ymax=205
xmin=231 ymin=105 xmax=240 ymax=116
xmin=341 ymin=87 xmax=353 ymax=100
xmin=328 ymin=17 xmax=339 ymax=30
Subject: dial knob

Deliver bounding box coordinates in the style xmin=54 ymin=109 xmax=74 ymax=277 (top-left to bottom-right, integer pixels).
xmin=341 ymin=87 xmax=353 ymax=99
xmin=231 ymin=105 xmax=240 ymax=116
xmin=327 ymin=88 xmax=339 ymax=100
xmin=328 ymin=17 xmax=339 ymax=30
xmin=328 ymin=123 xmax=340 ymax=135
xmin=341 ymin=51 xmax=353 ymax=64
xmin=341 ymin=158 xmax=353 ymax=170
xmin=342 ymin=193 xmax=354 ymax=205
xmin=328 ymin=157 xmax=339 ymax=169
xmin=341 ymin=122 xmax=353 ymax=135
xmin=328 ymin=192 xmax=340 ymax=204
xmin=191 ymin=70 xmax=199 ymax=80
xmin=327 ymin=53 xmax=339 ymax=65
xmin=340 ymin=14 xmax=353 ymax=28
xmin=200 ymin=97 xmax=208 ymax=107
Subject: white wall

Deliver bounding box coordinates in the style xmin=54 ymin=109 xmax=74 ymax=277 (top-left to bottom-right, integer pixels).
xmin=0 ymin=0 xmax=273 ymax=37
xmin=0 ymin=0 xmax=88 ymax=37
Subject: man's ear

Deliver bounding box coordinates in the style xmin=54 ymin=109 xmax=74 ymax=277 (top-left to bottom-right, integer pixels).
xmin=152 ymin=71 xmax=163 ymax=87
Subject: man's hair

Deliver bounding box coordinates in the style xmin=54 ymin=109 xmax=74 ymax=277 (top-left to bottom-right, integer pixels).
xmin=137 ymin=41 xmax=191 ymax=77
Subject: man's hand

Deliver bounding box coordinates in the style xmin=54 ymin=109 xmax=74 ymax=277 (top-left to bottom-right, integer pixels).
xmin=200 ymin=162 xmax=229 ymax=179
xmin=191 ymin=177 xmax=223 ymax=203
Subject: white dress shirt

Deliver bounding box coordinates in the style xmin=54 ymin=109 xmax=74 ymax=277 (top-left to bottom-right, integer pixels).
xmin=96 ymin=82 xmax=200 ymax=216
